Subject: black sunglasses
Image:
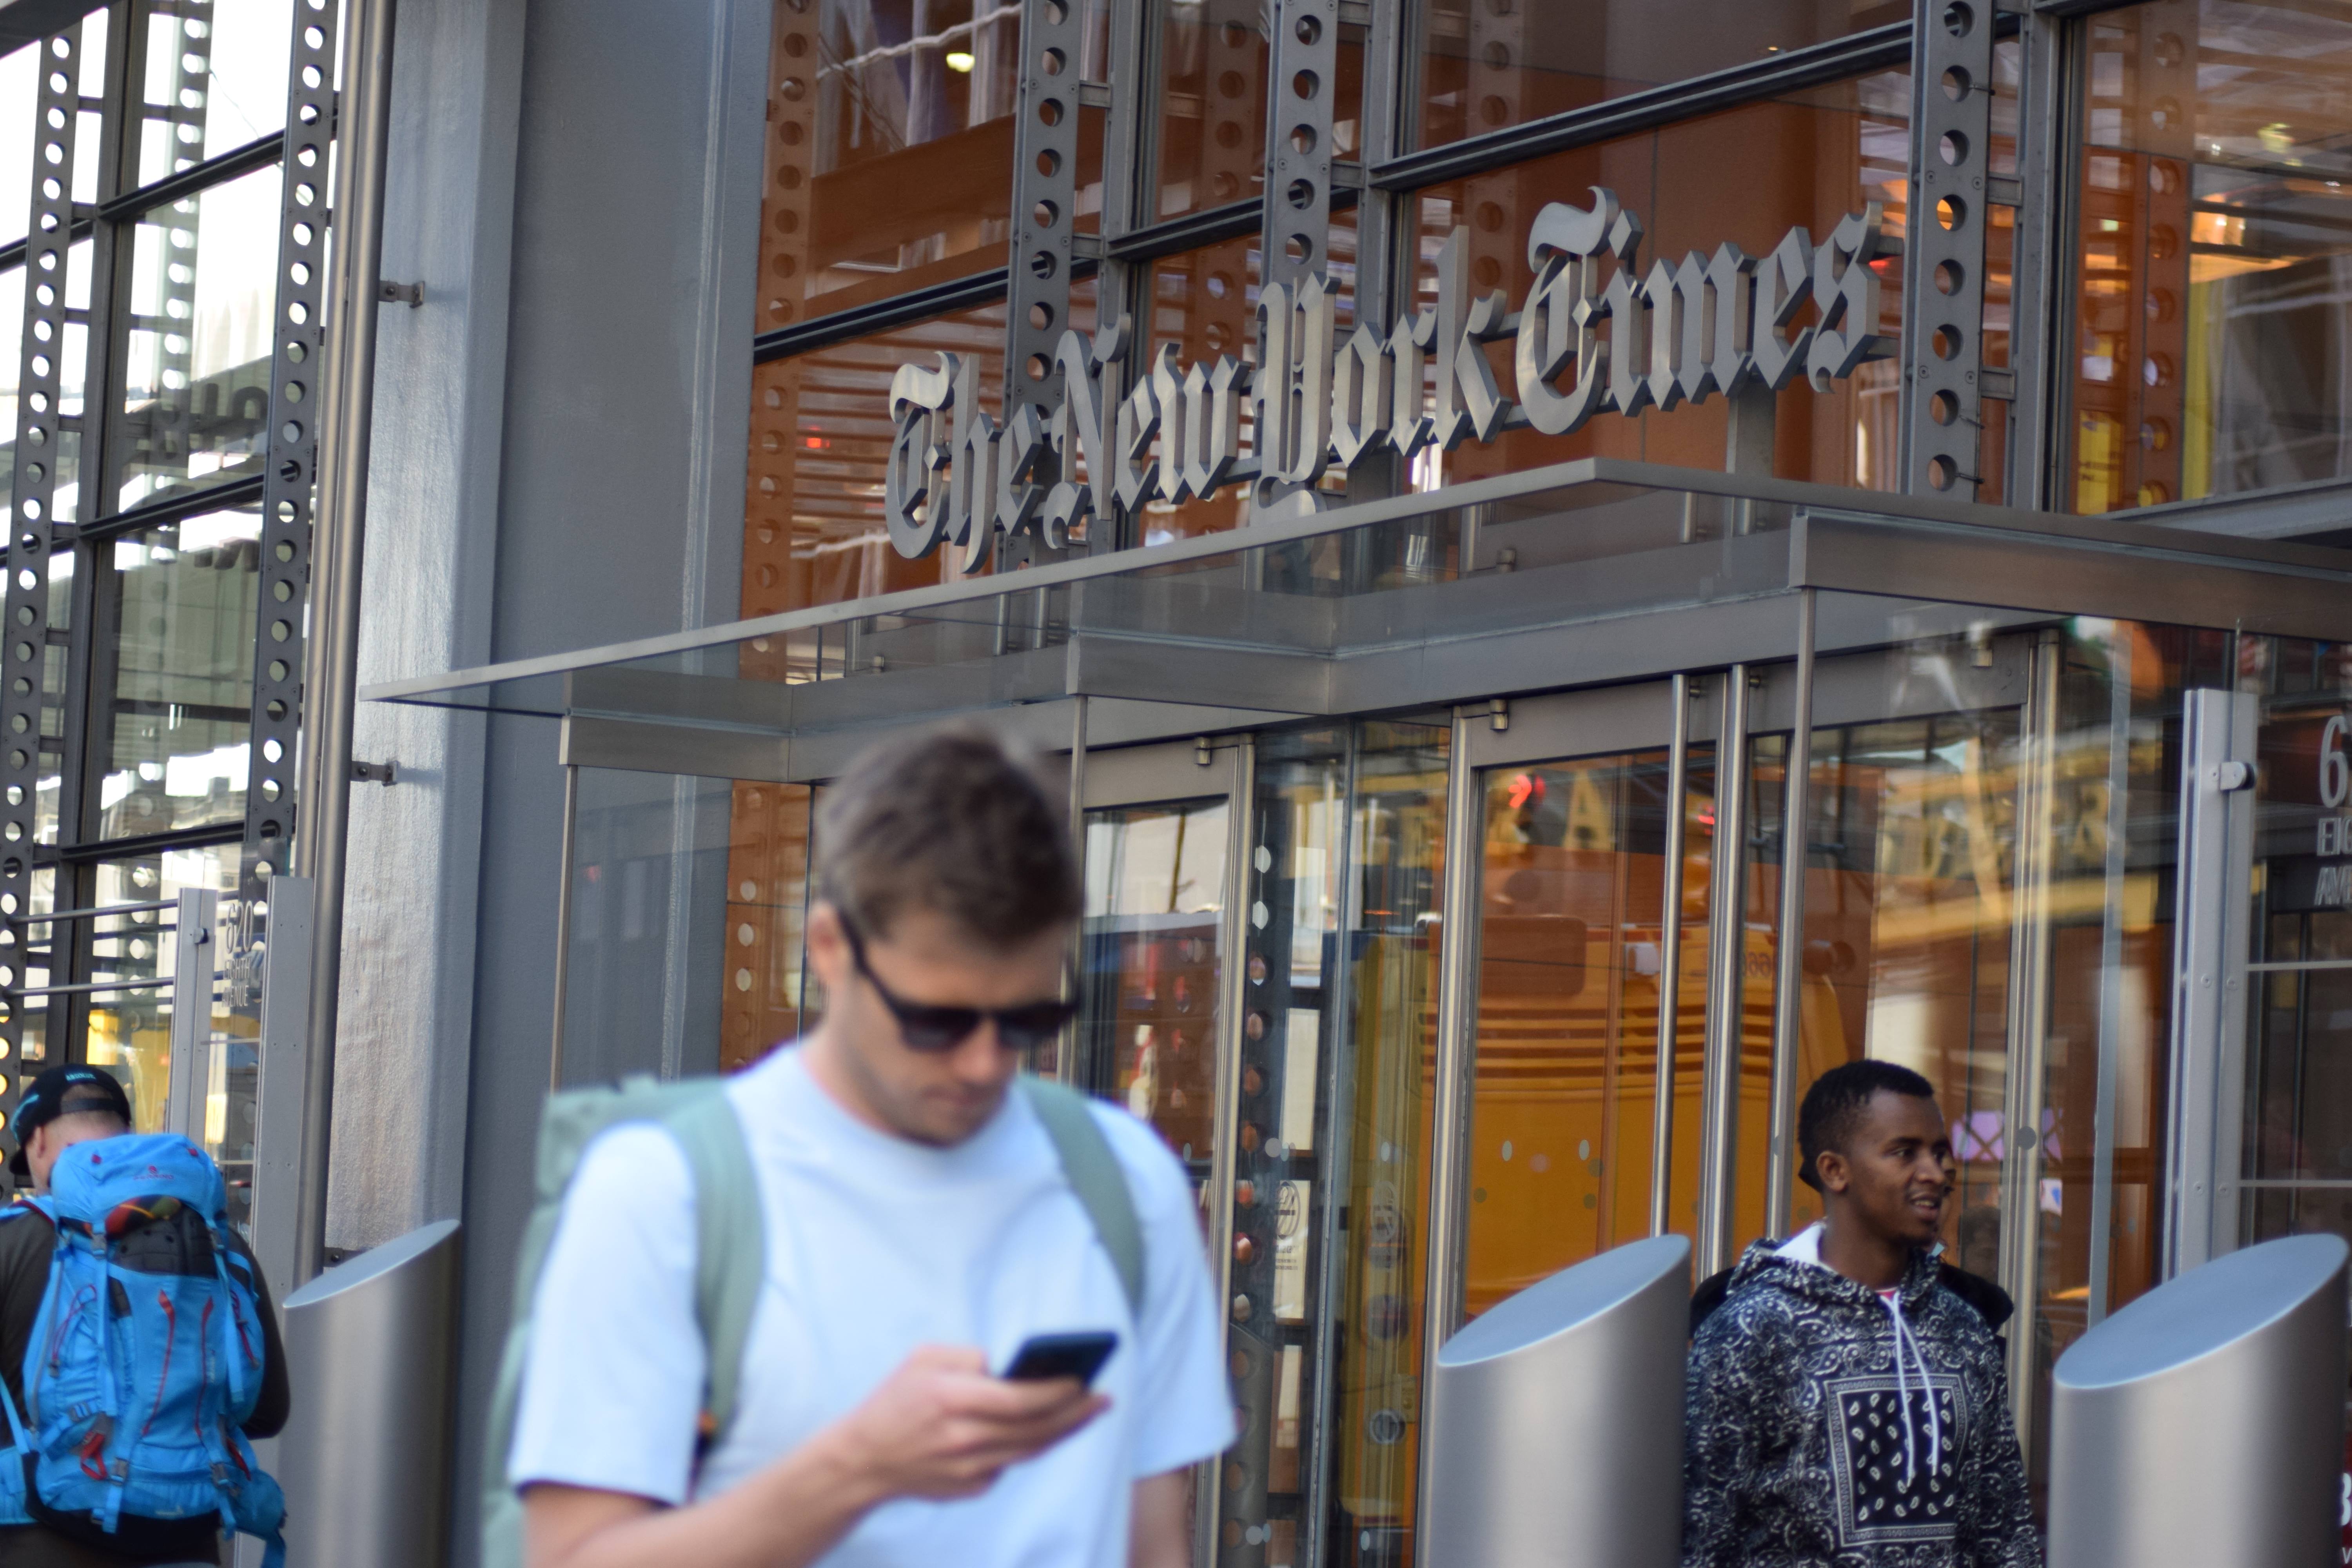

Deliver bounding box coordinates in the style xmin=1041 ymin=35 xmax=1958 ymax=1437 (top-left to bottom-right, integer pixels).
xmin=838 ymin=915 xmax=1077 ymax=1053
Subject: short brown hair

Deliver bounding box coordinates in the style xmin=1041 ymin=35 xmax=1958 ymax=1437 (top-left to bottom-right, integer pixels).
xmin=816 ymin=725 xmax=1082 ymax=949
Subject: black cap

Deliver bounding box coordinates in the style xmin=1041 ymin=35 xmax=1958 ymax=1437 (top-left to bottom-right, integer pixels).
xmin=9 ymin=1065 xmax=133 ymax=1177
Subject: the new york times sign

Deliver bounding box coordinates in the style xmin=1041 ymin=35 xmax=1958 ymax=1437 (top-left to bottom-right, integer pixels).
xmin=883 ymin=187 xmax=1889 ymax=568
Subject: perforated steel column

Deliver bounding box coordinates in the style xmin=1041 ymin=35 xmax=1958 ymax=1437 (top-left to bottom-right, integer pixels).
xmin=243 ymin=0 xmax=343 ymax=902
xmin=1003 ymin=0 xmax=1083 ymax=561
xmin=1253 ymin=0 xmax=1338 ymax=514
xmin=1902 ymin=0 xmax=1997 ymax=498
xmin=0 ymin=24 xmax=86 ymax=1094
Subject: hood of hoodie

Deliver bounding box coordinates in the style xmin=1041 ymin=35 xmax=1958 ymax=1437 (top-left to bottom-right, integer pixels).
xmin=1724 ymin=1229 xmax=1947 ymax=1318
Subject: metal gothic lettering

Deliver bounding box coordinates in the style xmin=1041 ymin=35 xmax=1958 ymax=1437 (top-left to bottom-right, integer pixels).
xmin=884 ymin=187 xmax=1889 ymax=564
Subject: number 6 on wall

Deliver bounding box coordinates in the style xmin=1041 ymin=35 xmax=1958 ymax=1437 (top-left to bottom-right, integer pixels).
xmin=2322 ymin=715 xmax=2349 ymax=809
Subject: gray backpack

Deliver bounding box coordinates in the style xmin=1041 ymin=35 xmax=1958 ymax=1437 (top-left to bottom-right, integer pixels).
xmin=479 ymin=1071 xmax=1144 ymax=1567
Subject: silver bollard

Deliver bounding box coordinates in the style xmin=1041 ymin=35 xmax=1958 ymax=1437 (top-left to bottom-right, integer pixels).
xmin=1421 ymin=1234 xmax=1691 ymax=1568
xmin=2048 ymin=1232 xmax=2349 ymax=1568
xmin=276 ymin=1219 xmax=463 ymax=1568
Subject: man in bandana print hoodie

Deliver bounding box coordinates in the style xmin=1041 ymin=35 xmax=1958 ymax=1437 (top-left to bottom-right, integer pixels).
xmin=1682 ymin=1061 xmax=2041 ymax=1568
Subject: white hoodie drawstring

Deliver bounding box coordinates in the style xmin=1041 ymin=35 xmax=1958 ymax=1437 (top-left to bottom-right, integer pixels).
xmin=1879 ymin=1289 xmax=1942 ymax=1489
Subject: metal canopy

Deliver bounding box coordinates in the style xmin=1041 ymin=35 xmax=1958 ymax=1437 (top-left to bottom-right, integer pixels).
xmin=360 ymin=460 xmax=2352 ymax=782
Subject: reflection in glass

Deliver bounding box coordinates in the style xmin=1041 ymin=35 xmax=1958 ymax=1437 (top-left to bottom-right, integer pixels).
xmin=0 ymin=44 xmax=32 ymax=249
xmin=1077 ymin=798 xmax=1229 ymax=1180
xmin=1 ymin=267 xmax=20 ymax=503
xmin=721 ymin=780 xmax=813 ymax=1071
xmin=2072 ymin=0 xmax=2352 ymax=512
xmin=101 ymin=508 xmax=260 ymax=840
xmin=1413 ymin=71 xmax=1911 ymax=492
xmin=1414 ymin=0 xmax=1902 ymax=151
xmin=116 ymin=164 xmax=282 ymax=511
xmin=1465 ymin=750 xmax=1709 ymax=1314
xmin=2247 ymin=645 xmax=2352 ymax=1237
xmin=739 ymin=285 xmax=1096 ymax=677
xmin=1158 ymin=0 xmax=1267 ymax=219
xmin=757 ymin=0 xmax=1080 ymax=327
xmin=137 ymin=0 xmax=292 ymax=183
xmin=1325 ymin=721 xmax=1448 ymax=1568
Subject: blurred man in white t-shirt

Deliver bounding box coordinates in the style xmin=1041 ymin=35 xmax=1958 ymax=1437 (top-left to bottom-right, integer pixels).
xmin=511 ymin=728 xmax=1234 ymax=1568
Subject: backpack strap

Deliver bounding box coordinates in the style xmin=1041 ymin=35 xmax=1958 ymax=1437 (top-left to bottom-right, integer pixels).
xmin=1020 ymin=1078 xmax=1145 ymax=1321
xmin=656 ymin=1090 xmax=764 ymax=1444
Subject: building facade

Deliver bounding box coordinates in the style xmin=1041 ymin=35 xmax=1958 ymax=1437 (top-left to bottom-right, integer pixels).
xmin=8 ymin=0 xmax=2352 ymax=1563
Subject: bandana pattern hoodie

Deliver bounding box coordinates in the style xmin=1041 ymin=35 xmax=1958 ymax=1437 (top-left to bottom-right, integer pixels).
xmin=1682 ymin=1228 xmax=2041 ymax=1568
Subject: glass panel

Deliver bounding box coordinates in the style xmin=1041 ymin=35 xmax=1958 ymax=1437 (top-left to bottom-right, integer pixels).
xmin=1327 ymin=721 xmax=1449 ymax=1566
xmin=1077 ymin=797 xmax=1230 ymax=1181
xmin=1158 ymin=0 xmax=1268 ymax=220
xmin=1770 ymin=708 xmax=2024 ymax=1254
xmin=0 ymin=44 xmax=33 ymax=250
xmin=85 ymin=844 xmax=241 ymax=1214
xmin=1410 ymin=69 xmax=1910 ymax=492
xmin=137 ymin=0 xmax=292 ymax=184
xmin=54 ymin=237 xmax=94 ymax=525
xmin=740 ymin=283 xmax=1096 ymax=653
xmin=1414 ymin=0 xmax=1902 ymax=152
xmin=35 ymin=545 xmax=73 ymax=847
xmin=757 ymin=0 xmax=1027 ymax=328
xmin=5 ymin=867 xmax=59 ymax=1074
xmin=1464 ymin=749 xmax=1708 ymax=1314
xmin=721 ymin=780 xmax=813 ymax=1071
xmin=2070 ymin=0 xmax=2352 ymax=513
xmin=1221 ymin=727 xmax=1347 ymax=1568
xmin=72 ymin=10 xmax=108 ymax=207
xmin=0 ymin=266 xmax=20 ymax=502
xmin=115 ymin=162 xmax=282 ymax=512
xmin=100 ymin=505 xmax=261 ymax=840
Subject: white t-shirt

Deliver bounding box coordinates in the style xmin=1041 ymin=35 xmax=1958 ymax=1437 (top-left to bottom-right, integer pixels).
xmin=509 ymin=1046 xmax=1235 ymax=1567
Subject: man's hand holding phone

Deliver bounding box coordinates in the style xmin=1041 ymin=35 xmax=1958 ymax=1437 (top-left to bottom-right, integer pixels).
xmin=830 ymin=1339 xmax=1114 ymax=1504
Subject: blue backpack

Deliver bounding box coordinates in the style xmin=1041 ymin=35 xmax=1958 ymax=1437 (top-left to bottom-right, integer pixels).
xmin=0 ymin=1133 xmax=285 ymax=1567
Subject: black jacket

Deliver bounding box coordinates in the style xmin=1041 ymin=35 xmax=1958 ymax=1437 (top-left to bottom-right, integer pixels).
xmin=0 ymin=1200 xmax=289 ymax=1567
xmin=1682 ymin=1237 xmax=2041 ymax=1568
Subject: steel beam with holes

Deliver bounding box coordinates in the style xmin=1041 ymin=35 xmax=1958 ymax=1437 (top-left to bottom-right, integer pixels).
xmin=1902 ymin=0 xmax=1998 ymax=498
xmin=1257 ymin=0 xmax=1339 ymax=511
xmin=242 ymin=0 xmax=342 ymax=902
xmin=1002 ymin=0 xmax=1084 ymax=565
xmin=0 ymin=24 xmax=85 ymax=1096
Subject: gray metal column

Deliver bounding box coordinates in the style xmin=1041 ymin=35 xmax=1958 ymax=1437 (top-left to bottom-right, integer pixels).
xmin=1697 ymin=670 xmax=1751 ymax=1275
xmin=1903 ymin=0 xmax=2000 ymax=499
xmin=163 ymin=888 xmax=219 ymax=1140
xmin=249 ymin=875 xmax=314 ymax=1297
xmin=1763 ymin=593 xmax=1816 ymax=1232
xmin=2048 ymin=1233 xmax=2348 ymax=1568
xmin=1002 ymin=0 xmax=1083 ymax=562
xmin=1421 ymin=1235 xmax=1691 ymax=1568
xmin=2164 ymin=687 xmax=2259 ymax=1277
xmin=1 ymin=17 xmax=85 ymax=1093
xmin=245 ymin=0 xmax=349 ymax=898
xmin=1416 ymin=702 xmax=1485 ymax=1552
xmin=293 ymin=0 xmax=399 ymax=1287
xmin=1650 ymin=673 xmax=1692 ymax=1238
xmin=1997 ymin=627 xmax=2060 ymax=1437
xmin=277 ymin=1219 xmax=463 ymax=1568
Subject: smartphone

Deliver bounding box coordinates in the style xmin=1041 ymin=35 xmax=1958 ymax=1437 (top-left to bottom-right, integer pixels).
xmin=1002 ymin=1330 xmax=1118 ymax=1388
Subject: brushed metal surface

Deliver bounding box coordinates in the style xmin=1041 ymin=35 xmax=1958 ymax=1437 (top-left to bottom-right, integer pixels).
xmin=1422 ymin=1234 xmax=1691 ymax=1568
xmin=278 ymin=1219 xmax=463 ymax=1568
xmin=2048 ymin=1233 xmax=2348 ymax=1568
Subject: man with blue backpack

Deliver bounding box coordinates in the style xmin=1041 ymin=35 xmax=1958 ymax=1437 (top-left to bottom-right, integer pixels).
xmin=0 ymin=1064 xmax=289 ymax=1567
xmin=496 ymin=727 xmax=1234 ymax=1568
